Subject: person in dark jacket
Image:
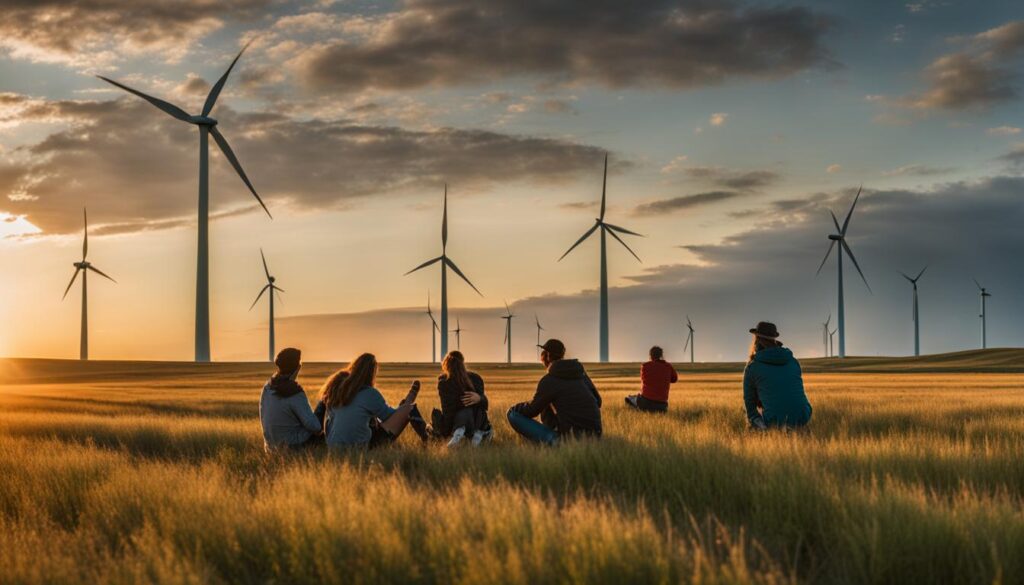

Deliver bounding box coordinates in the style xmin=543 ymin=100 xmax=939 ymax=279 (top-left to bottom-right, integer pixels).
xmin=625 ymin=346 xmax=677 ymax=412
xmin=506 ymin=339 xmax=602 ymax=445
xmin=743 ymin=322 xmax=812 ymax=430
xmin=258 ymin=347 xmax=324 ymax=452
xmin=432 ymin=351 xmax=492 ymax=447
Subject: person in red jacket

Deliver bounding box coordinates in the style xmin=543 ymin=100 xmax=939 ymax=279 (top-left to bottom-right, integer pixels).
xmin=625 ymin=346 xmax=677 ymax=412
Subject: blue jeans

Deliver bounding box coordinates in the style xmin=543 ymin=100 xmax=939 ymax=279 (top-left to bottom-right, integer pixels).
xmin=506 ymin=409 xmax=559 ymax=445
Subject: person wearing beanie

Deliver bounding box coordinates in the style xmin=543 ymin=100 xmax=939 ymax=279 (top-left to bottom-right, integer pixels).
xmin=259 ymin=347 xmax=324 ymax=451
xmin=743 ymin=322 xmax=812 ymax=430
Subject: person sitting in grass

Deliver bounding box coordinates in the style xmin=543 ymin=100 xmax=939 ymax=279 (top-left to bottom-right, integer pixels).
xmin=321 ymin=353 xmax=429 ymax=449
xmin=432 ymin=350 xmax=493 ymax=447
xmin=259 ymin=347 xmax=324 ymax=452
xmin=625 ymin=345 xmax=677 ymax=412
xmin=744 ymin=322 xmax=812 ymax=430
xmin=506 ymin=339 xmax=602 ymax=445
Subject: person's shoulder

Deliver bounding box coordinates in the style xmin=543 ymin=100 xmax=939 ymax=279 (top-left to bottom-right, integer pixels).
xmin=468 ymin=371 xmax=483 ymax=382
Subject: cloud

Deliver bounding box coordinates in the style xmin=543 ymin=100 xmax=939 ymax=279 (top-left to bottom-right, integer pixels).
xmin=998 ymin=143 xmax=1024 ymax=166
xmin=709 ymin=113 xmax=729 ymax=127
xmin=634 ymin=191 xmax=743 ymax=215
xmin=826 ymin=164 xmax=842 ymax=174
xmin=683 ymin=167 xmax=781 ymax=190
xmin=881 ymin=164 xmax=955 ymax=177
xmin=987 ymin=126 xmax=1022 ymax=136
xmin=0 ymin=95 xmax=612 ymax=234
xmin=891 ymin=24 xmax=906 ymax=43
xmin=660 ymin=156 xmax=689 ymax=174
xmin=293 ymin=0 xmax=833 ymax=93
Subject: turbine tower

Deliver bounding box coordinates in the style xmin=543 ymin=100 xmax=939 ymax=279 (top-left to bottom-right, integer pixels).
xmin=451 ymin=318 xmax=463 ymax=351
xmin=821 ymin=314 xmax=831 ymax=358
xmin=62 ymin=209 xmax=116 ymax=360
xmin=816 ymin=186 xmax=870 ymax=358
xmin=406 ymin=185 xmax=482 ymax=359
xmin=534 ymin=314 xmax=545 ymax=358
xmin=828 ymin=327 xmax=837 ymax=358
xmin=559 ymin=154 xmax=643 ymax=362
xmin=501 ymin=302 xmax=515 ymax=365
xmin=98 ymin=42 xmax=271 ymax=362
xmin=249 ymin=249 xmax=284 ymax=363
xmin=974 ymin=279 xmax=991 ymax=349
xmin=683 ymin=316 xmax=695 ymax=364
xmin=899 ymin=267 xmax=927 ymax=357
xmin=425 ymin=292 xmax=440 ymax=363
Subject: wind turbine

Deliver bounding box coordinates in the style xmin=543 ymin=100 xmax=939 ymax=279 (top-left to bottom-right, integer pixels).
xmin=405 ymin=185 xmax=482 ymax=359
xmin=816 ymin=186 xmax=870 ymax=358
xmin=98 ymin=42 xmax=271 ymax=362
xmin=899 ymin=267 xmax=927 ymax=357
xmin=828 ymin=327 xmax=837 ymax=358
xmin=559 ymin=154 xmax=643 ymax=362
xmin=249 ymin=249 xmax=284 ymax=363
xmin=683 ymin=316 xmax=695 ymax=364
xmin=501 ymin=301 xmax=515 ymax=365
xmin=821 ymin=314 xmax=831 ymax=358
xmin=425 ymin=292 xmax=440 ymax=363
xmin=974 ymin=279 xmax=991 ymax=349
xmin=62 ymin=208 xmax=116 ymax=360
xmin=451 ymin=318 xmax=463 ymax=351
xmin=534 ymin=314 xmax=545 ymax=358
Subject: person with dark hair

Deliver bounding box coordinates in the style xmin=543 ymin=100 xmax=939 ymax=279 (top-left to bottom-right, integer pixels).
xmin=321 ymin=353 xmax=429 ymax=449
xmin=625 ymin=346 xmax=677 ymax=412
xmin=506 ymin=339 xmax=602 ymax=445
xmin=433 ymin=351 xmax=492 ymax=447
xmin=258 ymin=347 xmax=324 ymax=452
xmin=744 ymin=322 xmax=812 ymax=430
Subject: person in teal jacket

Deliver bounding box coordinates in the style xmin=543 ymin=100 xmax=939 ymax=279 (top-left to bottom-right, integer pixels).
xmin=743 ymin=322 xmax=812 ymax=430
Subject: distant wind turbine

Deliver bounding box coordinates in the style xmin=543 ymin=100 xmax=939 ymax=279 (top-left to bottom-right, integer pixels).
xmin=451 ymin=318 xmax=463 ymax=351
xmin=974 ymin=279 xmax=991 ymax=349
xmin=683 ymin=316 xmax=695 ymax=364
xmin=62 ymin=209 xmax=116 ymax=360
xmin=821 ymin=314 xmax=831 ymax=358
xmin=249 ymin=249 xmax=284 ymax=362
xmin=425 ymin=292 xmax=440 ymax=363
xmin=816 ymin=186 xmax=871 ymax=358
xmin=501 ymin=301 xmax=515 ymax=365
xmin=899 ymin=266 xmax=927 ymax=357
xmin=534 ymin=314 xmax=545 ymax=358
xmin=559 ymin=154 xmax=643 ymax=362
xmin=828 ymin=327 xmax=837 ymax=358
xmin=98 ymin=42 xmax=270 ymax=362
xmin=406 ymin=185 xmax=482 ymax=359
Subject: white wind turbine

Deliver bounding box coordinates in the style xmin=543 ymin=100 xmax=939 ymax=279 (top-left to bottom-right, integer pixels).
xmin=821 ymin=314 xmax=831 ymax=358
xmin=974 ymin=279 xmax=991 ymax=349
xmin=405 ymin=185 xmax=482 ymax=359
xmin=501 ymin=302 xmax=515 ymax=365
xmin=683 ymin=316 xmax=695 ymax=364
xmin=98 ymin=42 xmax=271 ymax=362
xmin=451 ymin=318 xmax=463 ymax=351
xmin=899 ymin=266 xmax=927 ymax=357
xmin=559 ymin=154 xmax=643 ymax=362
xmin=828 ymin=327 xmax=837 ymax=358
xmin=425 ymin=292 xmax=440 ymax=363
xmin=535 ymin=314 xmax=545 ymax=358
xmin=62 ymin=209 xmax=116 ymax=360
xmin=816 ymin=186 xmax=871 ymax=358
xmin=249 ymin=249 xmax=284 ymax=363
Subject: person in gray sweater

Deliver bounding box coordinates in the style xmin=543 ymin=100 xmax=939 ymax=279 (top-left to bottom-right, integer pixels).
xmin=259 ymin=347 xmax=324 ymax=452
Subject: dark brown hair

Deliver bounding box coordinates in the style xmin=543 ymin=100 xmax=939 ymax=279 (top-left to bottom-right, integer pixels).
xmin=649 ymin=346 xmax=663 ymax=360
xmin=321 ymin=353 xmax=378 ymax=408
xmin=318 ymin=370 xmax=350 ymax=409
xmin=441 ymin=351 xmax=474 ymax=393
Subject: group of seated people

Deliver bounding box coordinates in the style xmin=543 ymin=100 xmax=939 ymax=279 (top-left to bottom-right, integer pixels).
xmin=258 ymin=321 xmax=813 ymax=452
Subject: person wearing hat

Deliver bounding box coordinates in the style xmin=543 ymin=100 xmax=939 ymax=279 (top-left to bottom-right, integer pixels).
xmin=259 ymin=347 xmax=324 ymax=452
xmin=744 ymin=322 xmax=812 ymax=430
xmin=506 ymin=339 xmax=602 ymax=445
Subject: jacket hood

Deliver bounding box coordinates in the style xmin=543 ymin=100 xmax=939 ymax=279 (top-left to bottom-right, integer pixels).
xmin=753 ymin=347 xmax=793 ymax=366
xmin=547 ymin=358 xmax=587 ymax=379
xmin=268 ymin=375 xmax=304 ymax=398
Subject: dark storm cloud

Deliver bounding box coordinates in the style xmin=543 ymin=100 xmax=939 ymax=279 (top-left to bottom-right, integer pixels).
xmin=0 ymin=96 xmax=610 ymax=234
xmin=633 ymin=191 xmax=742 ymax=215
xmin=295 ymin=0 xmax=834 ymax=92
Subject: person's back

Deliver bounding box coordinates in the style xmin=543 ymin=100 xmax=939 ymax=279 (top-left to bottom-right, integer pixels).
xmin=259 ymin=347 xmax=322 ymax=452
xmin=743 ymin=346 xmax=811 ymax=427
xmin=535 ymin=358 xmax=602 ymax=436
xmin=640 ymin=359 xmax=677 ymax=403
xmin=325 ymin=385 xmax=394 ymax=447
xmin=438 ymin=371 xmax=483 ymax=418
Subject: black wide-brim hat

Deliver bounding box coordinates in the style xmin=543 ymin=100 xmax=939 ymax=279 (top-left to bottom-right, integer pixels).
xmin=749 ymin=322 xmax=780 ymax=339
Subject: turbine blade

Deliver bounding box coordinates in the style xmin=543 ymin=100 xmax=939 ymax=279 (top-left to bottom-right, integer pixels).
xmin=899 ymin=271 xmax=913 ymax=283
xmin=973 ymin=278 xmax=982 ymax=291
xmin=272 ymin=285 xmax=285 ymax=293
xmin=260 ymin=248 xmax=271 ymax=281
xmin=841 ymin=240 xmax=872 ymax=293
xmin=82 ymin=208 xmax=88 ymax=260
xmin=683 ymin=333 xmax=691 ymax=352
xmin=202 ymin=40 xmax=252 ymax=116
xmin=442 ymin=183 xmax=448 ymax=250
xmin=600 ymin=154 xmax=608 ymax=221
xmin=606 ymin=225 xmax=642 ymax=263
xmin=96 ymin=76 xmax=191 ymax=122
xmin=841 ymin=185 xmax=863 ymax=235
xmin=829 ymin=210 xmax=842 ymax=233
xmin=558 ymin=221 xmax=600 ymax=261
xmin=249 ymin=284 xmax=270 ymax=310
xmin=404 ymin=256 xmax=443 ymax=276
xmin=86 ymin=265 xmax=116 ymax=283
xmin=915 ymin=265 xmax=928 ymax=282
xmin=815 ymin=240 xmax=837 ymax=276
xmin=62 ymin=268 xmax=81 ymax=300
xmin=604 ymin=222 xmax=644 ymax=237
xmin=209 ymin=126 xmax=272 ymax=219
xmin=445 ymin=257 xmax=483 ymax=296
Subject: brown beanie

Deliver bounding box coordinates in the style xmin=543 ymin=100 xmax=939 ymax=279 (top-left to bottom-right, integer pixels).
xmin=275 ymin=347 xmax=302 ymax=376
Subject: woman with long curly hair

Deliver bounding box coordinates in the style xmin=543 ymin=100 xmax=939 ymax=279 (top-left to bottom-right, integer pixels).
xmin=433 ymin=351 xmax=491 ymax=446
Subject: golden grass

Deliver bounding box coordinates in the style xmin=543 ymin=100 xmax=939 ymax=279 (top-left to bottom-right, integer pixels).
xmin=1 ymin=355 xmax=1022 ymax=584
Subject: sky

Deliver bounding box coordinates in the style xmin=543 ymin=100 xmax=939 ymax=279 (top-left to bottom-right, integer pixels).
xmin=1 ymin=0 xmax=1023 ymax=363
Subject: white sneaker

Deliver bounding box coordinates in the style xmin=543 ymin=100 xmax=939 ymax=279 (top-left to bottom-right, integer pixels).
xmin=471 ymin=428 xmax=493 ymax=446
xmin=447 ymin=427 xmax=466 ymax=447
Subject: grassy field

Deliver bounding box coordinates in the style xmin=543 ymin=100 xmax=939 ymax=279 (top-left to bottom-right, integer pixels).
xmin=1 ymin=351 xmax=1022 ymax=584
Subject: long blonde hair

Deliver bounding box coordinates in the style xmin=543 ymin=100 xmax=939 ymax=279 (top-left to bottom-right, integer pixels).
xmin=441 ymin=351 xmax=474 ymax=393
xmin=320 ymin=353 xmax=378 ymax=408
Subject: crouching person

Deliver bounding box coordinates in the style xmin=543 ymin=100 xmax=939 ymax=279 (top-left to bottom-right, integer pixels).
xmin=744 ymin=322 xmax=812 ymax=430
xmin=433 ymin=351 xmax=493 ymax=447
xmin=506 ymin=339 xmax=602 ymax=445
xmin=625 ymin=345 xmax=677 ymax=412
xmin=259 ymin=347 xmax=324 ymax=452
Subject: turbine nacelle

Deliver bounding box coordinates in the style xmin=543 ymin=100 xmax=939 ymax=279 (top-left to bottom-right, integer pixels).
xmin=74 ymin=261 xmax=90 ymax=269
xmin=188 ymin=115 xmax=218 ymax=126
xmin=828 ymin=234 xmax=843 ymax=241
